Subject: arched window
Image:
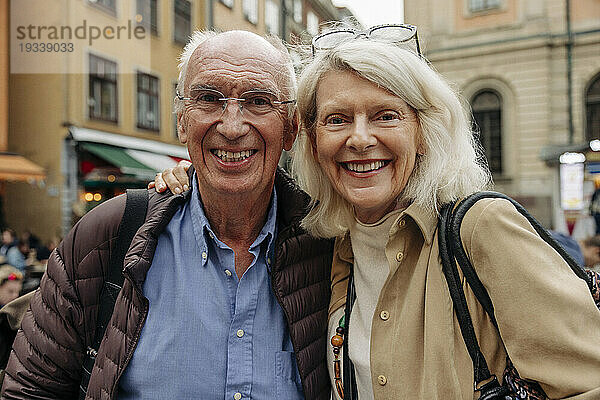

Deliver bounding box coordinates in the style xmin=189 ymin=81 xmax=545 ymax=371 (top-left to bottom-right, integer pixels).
xmin=472 ymin=90 xmax=502 ymax=174
xmin=586 ymin=74 xmax=600 ymax=141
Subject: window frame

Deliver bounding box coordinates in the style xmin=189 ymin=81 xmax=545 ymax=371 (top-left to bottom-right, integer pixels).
xmin=242 ymin=0 xmax=258 ymax=24
xmin=136 ymin=71 xmax=161 ymax=132
xmin=468 ymin=0 xmax=502 ymax=13
xmin=88 ymin=54 xmax=119 ymax=123
xmin=136 ymin=0 xmax=159 ymax=35
xmin=293 ymin=0 xmax=302 ymax=24
xmin=306 ymin=10 xmax=319 ymax=36
xmin=173 ymin=0 xmax=191 ymax=45
xmin=219 ymin=0 xmax=234 ymax=9
xmin=471 ymin=89 xmax=503 ymax=175
xmin=87 ymin=0 xmax=117 ymax=16
xmin=585 ymin=73 xmax=600 ymax=141
xmin=265 ymin=0 xmax=280 ymax=35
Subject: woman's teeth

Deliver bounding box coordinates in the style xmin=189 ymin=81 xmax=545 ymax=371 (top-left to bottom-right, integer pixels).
xmin=212 ymin=149 xmax=254 ymax=162
xmin=345 ymin=161 xmax=386 ymax=172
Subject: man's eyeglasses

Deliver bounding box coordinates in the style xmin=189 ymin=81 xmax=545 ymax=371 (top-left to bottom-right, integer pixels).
xmin=311 ymin=24 xmax=421 ymax=57
xmin=176 ymin=88 xmax=296 ymax=117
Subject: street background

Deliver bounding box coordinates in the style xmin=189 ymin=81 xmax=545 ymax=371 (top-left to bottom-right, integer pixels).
xmin=1 ymin=0 xmax=599 ymax=272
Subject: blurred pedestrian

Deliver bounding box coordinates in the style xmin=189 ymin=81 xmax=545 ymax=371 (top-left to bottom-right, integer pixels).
xmin=550 ymin=230 xmax=585 ymax=266
xmin=6 ymin=241 xmax=28 ymax=273
xmin=589 ymin=186 xmax=600 ymax=234
xmin=0 ymin=266 xmax=23 ymax=308
xmin=0 ymin=229 xmax=16 ymax=258
xmin=579 ymin=235 xmax=600 ymax=270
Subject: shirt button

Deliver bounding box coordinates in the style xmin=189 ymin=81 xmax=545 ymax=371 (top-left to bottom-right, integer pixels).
xmin=377 ymin=375 xmax=387 ymax=386
xmin=224 ymin=269 xmax=232 ymax=277
xmin=266 ymin=257 xmax=271 ymax=265
xmin=395 ymin=251 xmax=404 ymax=262
xmin=209 ymin=232 xmax=214 ymax=239
xmin=201 ymin=251 xmax=208 ymax=260
xmin=234 ymin=393 xmax=242 ymax=400
xmin=380 ymin=310 xmax=390 ymax=321
xmin=236 ymin=329 xmax=244 ymax=338
xmin=398 ymin=219 xmax=406 ymax=228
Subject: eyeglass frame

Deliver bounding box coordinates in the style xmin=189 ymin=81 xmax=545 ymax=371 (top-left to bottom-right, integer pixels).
xmin=175 ymin=88 xmax=296 ymax=116
xmin=311 ymin=23 xmax=422 ymax=58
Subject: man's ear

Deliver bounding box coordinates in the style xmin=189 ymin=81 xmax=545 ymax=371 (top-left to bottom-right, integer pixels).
xmin=283 ymin=111 xmax=299 ymax=151
xmin=177 ymin=112 xmax=188 ymax=144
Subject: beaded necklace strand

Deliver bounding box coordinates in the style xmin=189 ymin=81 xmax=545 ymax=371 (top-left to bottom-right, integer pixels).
xmin=331 ymin=314 xmax=346 ymax=399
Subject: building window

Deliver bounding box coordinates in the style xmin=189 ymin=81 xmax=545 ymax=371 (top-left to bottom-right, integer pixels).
xmin=174 ymin=0 xmax=191 ymax=45
xmin=88 ymin=54 xmax=118 ymax=123
xmin=265 ymin=0 xmax=280 ymax=35
xmin=472 ymin=90 xmax=502 ymax=174
xmin=136 ymin=0 xmax=158 ymax=34
xmin=469 ymin=0 xmax=501 ymax=13
xmin=88 ymin=0 xmax=116 ymax=14
xmin=307 ymin=11 xmax=318 ymax=36
xmin=137 ymin=72 xmax=160 ymax=132
xmin=293 ymin=0 xmax=302 ymax=23
xmin=219 ymin=0 xmax=234 ymax=8
xmin=586 ymin=74 xmax=600 ymax=141
xmin=243 ymin=0 xmax=258 ymax=24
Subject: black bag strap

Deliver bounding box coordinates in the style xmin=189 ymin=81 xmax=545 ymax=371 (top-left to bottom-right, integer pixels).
xmin=439 ymin=190 xmax=590 ymax=393
xmin=79 ymin=189 xmax=148 ymax=399
xmin=448 ymin=191 xmax=588 ymax=328
xmin=438 ymin=203 xmax=493 ymax=387
xmin=342 ymin=268 xmax=358 ymax=400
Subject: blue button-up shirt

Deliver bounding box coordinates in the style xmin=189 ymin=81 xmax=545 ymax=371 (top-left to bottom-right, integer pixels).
xmin=118 ymin=175 xmax=303 ymax=399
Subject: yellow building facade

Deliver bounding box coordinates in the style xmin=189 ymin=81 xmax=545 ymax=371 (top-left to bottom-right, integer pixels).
xmin=405 ymin=0 xmax=600 ymax=228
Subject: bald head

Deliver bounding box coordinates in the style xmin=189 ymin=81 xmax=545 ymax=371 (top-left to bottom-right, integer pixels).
xmin=175 ymin=30 xmax=296 ymax=114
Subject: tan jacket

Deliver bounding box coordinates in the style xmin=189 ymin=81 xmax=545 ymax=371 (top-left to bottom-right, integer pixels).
xmin=329 ymin=198 xmax=600 ymax=399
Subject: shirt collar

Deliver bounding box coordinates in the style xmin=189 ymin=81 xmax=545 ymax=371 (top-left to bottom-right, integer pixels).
xmin=402 ymin=201 xmax=438 ymax=245
xmin=189 ymin=172 xmax=278 ymax=268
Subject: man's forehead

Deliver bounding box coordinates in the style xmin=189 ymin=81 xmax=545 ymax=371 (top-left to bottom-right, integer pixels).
xmin=185 ymin=31 xmax=287 ymax=92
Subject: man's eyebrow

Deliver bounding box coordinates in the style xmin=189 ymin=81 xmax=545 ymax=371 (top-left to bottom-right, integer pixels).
xmin=189 ymin=84 xmax=219 ymax=91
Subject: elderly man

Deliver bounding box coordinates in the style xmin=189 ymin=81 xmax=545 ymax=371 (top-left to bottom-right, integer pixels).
xmin=1 ymin=31 xmax=333 ymax=400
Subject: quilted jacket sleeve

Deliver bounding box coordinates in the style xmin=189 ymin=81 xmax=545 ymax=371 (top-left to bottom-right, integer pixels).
xmin=0 ymin=195 xmax=126 ymax=400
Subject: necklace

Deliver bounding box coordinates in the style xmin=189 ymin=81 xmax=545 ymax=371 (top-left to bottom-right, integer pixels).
xmin=331 ymin=314 xmax=346 ymax=399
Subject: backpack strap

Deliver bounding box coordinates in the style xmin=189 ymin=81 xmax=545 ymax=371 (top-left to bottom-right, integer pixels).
xmin=79 ymin=189 xmax=148 ymax=399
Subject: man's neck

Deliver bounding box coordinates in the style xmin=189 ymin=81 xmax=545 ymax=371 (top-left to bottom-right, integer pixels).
xmin=197 ymin=180 xmax=275 ymax=277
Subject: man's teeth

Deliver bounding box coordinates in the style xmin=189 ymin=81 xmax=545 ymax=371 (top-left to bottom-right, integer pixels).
xmin=213 ymin=149 xmax=254 ymax=162
xmin=345 ymin=161 xmax=385 ymax=172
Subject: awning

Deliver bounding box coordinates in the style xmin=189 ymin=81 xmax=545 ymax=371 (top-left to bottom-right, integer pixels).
xmin=69 ymin=126 xmax=189 ymax=158
xmin=80 ymin=143 xmax=179 ymax=181
xmin=68 ymin=126 xmax=188 ymax=182
xmin=0 ymin=153 xmax=45 ymax=182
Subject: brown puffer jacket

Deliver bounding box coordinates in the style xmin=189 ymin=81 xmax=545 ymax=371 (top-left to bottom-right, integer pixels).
xmin=1 ymin=168 xmax=334 ymax=400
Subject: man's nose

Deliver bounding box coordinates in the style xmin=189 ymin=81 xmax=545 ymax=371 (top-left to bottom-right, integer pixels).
xmin=215 ymin=100 xmax=250 ymax=139
xmin=346 ymin=117 xmax=377 ymax=151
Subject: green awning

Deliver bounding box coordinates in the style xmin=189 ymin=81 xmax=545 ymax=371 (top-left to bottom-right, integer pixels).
xmin=80 ymin=142 xmax=156 ymax=180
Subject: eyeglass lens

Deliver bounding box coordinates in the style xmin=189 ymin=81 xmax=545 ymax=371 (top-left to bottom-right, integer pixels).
xmin=187 ymin=89 xmax=280 ymax=117
xmin=313 ymin=25 xmax=419 ymax=56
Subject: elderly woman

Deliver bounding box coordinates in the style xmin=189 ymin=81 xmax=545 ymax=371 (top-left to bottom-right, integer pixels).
xmin=153 ymin=25 xmax=600 ymax=399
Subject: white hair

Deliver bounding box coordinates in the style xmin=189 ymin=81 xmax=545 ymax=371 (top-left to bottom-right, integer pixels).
xmin=174 ymin=30 xmax=297 ymax=121
xmin=291 ymin=38 xmax=492 ymax=238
